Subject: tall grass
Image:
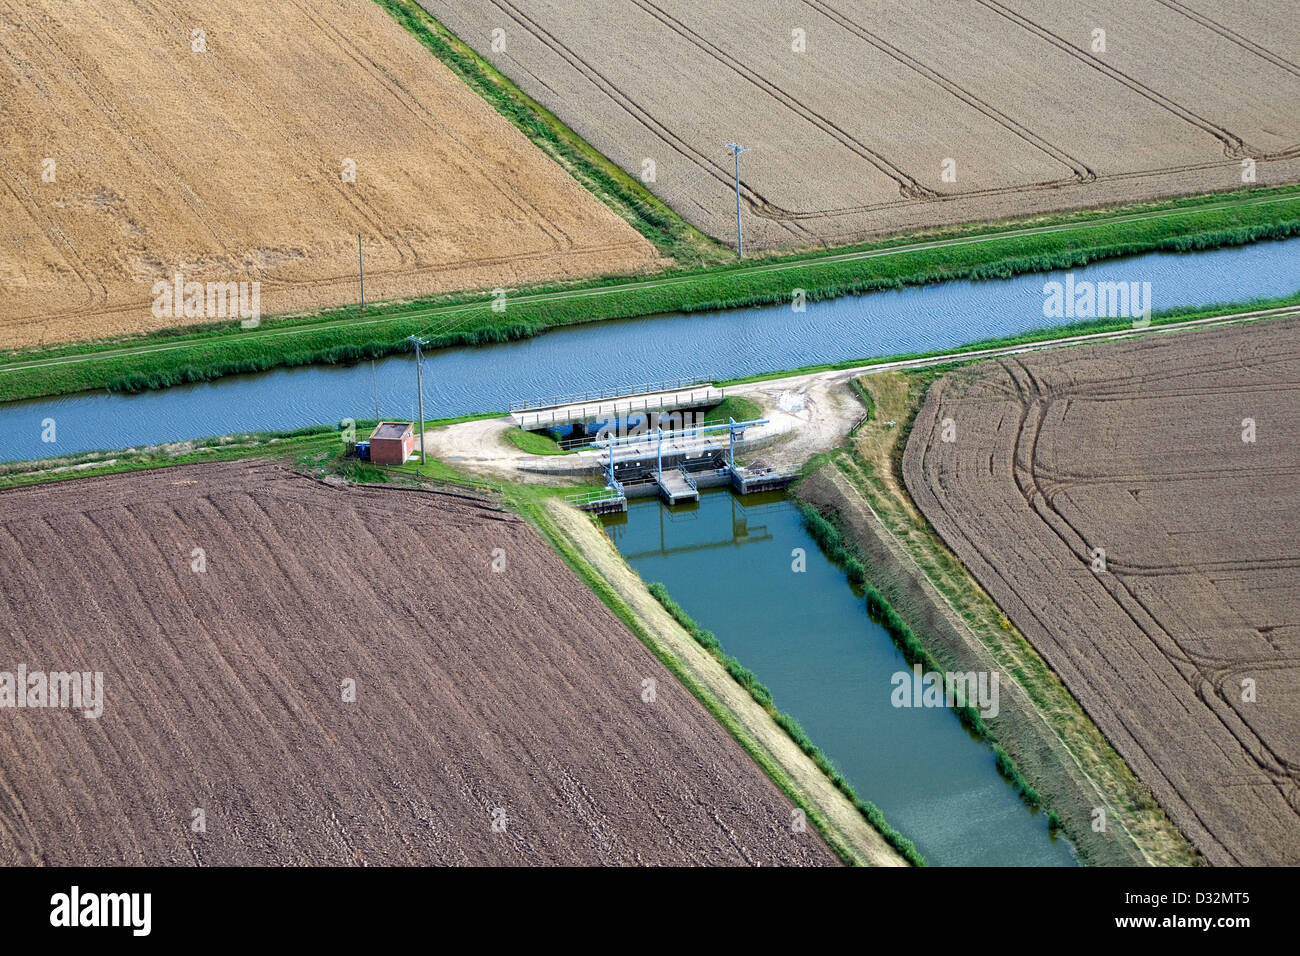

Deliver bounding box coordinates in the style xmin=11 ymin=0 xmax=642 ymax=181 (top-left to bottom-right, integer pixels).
xmin=6 ymin=196 xmax=1300 ymax=404
xmin=795 ymin=502 xmax=1056 ymax=811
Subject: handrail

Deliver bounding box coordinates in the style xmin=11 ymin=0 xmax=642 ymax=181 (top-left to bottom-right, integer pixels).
xmin=564 ymin=487 xmax=625 ymax=505
xmin=677 ymin=463 xmax=699 ymax=492
xmin=513 ymin=387 xmax=723 ymax=429
xmin=509 ymin=377 xmax=711 ymax=413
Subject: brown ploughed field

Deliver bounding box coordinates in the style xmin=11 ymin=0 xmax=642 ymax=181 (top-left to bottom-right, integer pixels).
xmin=0 ymin=0 xmax=655 ymax=349
xmin=0 ymin=462 xmax=834 ymax=865
xmin=424 ymin=0 xmax=1300 ymax=249
xmin=903 ymin=319 xmax=1300 ymax=865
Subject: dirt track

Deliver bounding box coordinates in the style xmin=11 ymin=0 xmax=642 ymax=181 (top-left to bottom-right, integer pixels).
xmin=425 ymin=0 xmax=1300 ymax=249
xmin=0 ymin=461 xmax=836 ymax=865
xmin=0 ymin=0 xmax=654 ymax=348
xmin=419 ymin=371 xmax=865 ymax=483
xmin=903 ymin=319 xmax=1300 ymax=865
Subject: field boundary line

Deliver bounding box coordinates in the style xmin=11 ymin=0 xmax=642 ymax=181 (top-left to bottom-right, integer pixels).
xmin=4 ymin=191 xmax=1299 ymax=378
xmin=822 ymin=459 xmax=1155 ymax=865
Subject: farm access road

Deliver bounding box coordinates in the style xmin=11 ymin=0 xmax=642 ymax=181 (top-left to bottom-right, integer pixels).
xmin=419 ymin=303 xmax=1300 ymax=483
xmin=3 ymin=191 xmax=1295 ymax=380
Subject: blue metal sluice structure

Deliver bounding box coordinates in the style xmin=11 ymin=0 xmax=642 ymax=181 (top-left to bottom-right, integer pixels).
xmin=564 ymin=417 xmax=797 ymax=512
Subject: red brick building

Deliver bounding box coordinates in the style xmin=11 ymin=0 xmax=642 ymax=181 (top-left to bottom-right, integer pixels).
xmin=369 ymin=422 xmax=415 ymax=465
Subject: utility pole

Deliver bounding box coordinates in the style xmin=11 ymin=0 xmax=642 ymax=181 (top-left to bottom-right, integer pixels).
xmin=358 ymin=233 xmax=365 ymax=309
xmin=725 ymin=143 xmax=746 ymax=258
xmin=408 ymin=336 xmax=428 ymax=465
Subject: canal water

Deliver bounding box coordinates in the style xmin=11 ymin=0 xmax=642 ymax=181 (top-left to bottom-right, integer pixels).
xmin=3 ymin=238 xmax=1299 ymax=462
xmin=603 ymin=489 xmax=1078 ymax=866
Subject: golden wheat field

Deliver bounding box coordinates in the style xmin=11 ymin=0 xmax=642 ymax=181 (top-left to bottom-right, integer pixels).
xmin=0 ymin=0 xmax=655 ymax=349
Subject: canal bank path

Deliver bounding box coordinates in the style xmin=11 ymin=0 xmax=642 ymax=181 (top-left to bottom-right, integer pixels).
xmin=420 ymin=302 xmax=1300 ymax=482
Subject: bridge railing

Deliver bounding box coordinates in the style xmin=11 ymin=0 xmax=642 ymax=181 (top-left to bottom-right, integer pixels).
xmin=677 ymin=463 xmax=699 ymax=492
xmin=513 ymin=388 xmax=723 ymax=430
xmin=564 ymin=484 xmax=625 ymax=506
xmin=509 ymin=377 xmax=711 ymax=413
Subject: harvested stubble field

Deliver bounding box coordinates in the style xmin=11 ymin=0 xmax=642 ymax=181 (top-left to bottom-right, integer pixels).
xmin=0 ymin=461 xmax=835 ymax=865
xmin=903 ymin=319 xmax=1300 ymax=865
xmin=0 ymin=0 xmax=655 ymax=349
xmin=425 ymin=0 xmax=1300 ymax=249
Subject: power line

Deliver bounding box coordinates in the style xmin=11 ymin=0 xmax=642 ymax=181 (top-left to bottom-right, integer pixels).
xmin=725 ymin=143 xmax=747 ymax=258
xmin=407 ymin=336 xmax=428 ymax=465
xmin=358 ymin=233 xmax=365 ymax=309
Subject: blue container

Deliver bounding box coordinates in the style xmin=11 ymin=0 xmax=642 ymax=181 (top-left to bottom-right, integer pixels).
xmin=355 ymin=441 xmax=370 ymax=461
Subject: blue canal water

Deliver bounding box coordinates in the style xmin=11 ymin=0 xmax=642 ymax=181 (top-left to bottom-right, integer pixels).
xmin=603 ymin=489 xmax=1078 ymax=866
xmin=2 ymin=238 xmax=1298 ymax=461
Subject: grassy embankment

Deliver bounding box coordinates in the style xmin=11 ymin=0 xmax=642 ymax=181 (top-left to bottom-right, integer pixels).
xmin=6 ymin=185 xmax=1297 ymax=406
xmin=644 ymin=580 xmax=924 ymax=865
xmin=505 ymin=428 xmax=570 ymax=456
xmin=0 ymin=415 xmax=911 ymax=865
xmin=701 ymin=395 xmax=762 ymax=426
xmin=793 ymin=369 xmax=1200 ymax=866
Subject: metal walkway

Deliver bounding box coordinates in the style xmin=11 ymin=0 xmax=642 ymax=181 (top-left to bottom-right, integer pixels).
xmin=654 ymin=466 xmax=699 ymax=505
xmin=568 ymin=417 xmax=794 ymax=511
xmin=510 ymin=384 xmax=723 ymax=430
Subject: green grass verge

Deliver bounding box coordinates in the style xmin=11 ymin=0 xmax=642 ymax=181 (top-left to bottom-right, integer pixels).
xmin=0 ymin=426 xmax=345 ymax=492
xmin=645 ymin=580 xmax=926 ymax=866
xmin=4 ymin=186 xmax=1299 ymax=405
xmin=506 ymin=428 xmax=570 ymax=456
xmin=701 ymin=395 xmax=762 ymax=426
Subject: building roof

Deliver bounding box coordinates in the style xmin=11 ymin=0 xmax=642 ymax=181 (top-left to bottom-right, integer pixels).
xmin=371 ymin=421 xmax=413 ymax=440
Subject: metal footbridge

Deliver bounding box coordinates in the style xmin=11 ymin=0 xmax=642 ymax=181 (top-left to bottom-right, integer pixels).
xmin=510 ymin=378 xmax=723 ymax=430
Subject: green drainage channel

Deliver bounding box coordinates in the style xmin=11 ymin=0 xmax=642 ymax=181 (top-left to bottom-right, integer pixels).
xmin=603 ymin=488 xmax=1077 ymax=866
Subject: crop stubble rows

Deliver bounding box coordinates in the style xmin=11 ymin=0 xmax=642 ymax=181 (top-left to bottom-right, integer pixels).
xmin=903 ymin=320 xmax=1300 ymax=865
xmin=0 ymin=0 xmax=655 ymax=348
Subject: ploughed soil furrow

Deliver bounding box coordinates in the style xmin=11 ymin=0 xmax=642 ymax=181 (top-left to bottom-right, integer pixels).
xmin=903 ymin=318 xmax=1300 ymax=865
xmin=0 ymin=461 xmax=836 ymax=866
